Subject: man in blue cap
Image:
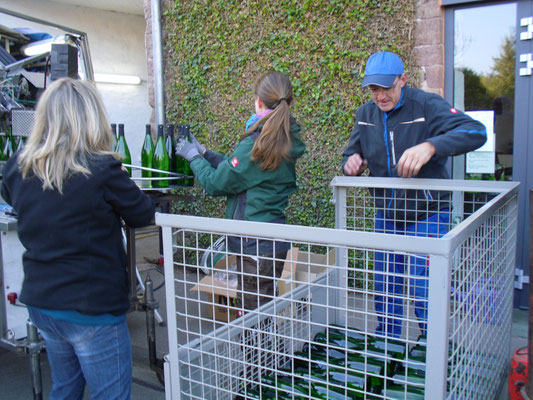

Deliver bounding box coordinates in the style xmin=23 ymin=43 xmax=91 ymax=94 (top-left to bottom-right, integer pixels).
xmin=342 ymin=51 xmax=487 ymax=338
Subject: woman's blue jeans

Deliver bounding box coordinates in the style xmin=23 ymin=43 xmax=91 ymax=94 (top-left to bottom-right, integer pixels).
xmin=28 ymin=308 xmax=132 ymax=400
xmin=374 ymin=209 xmax=449 ymax=338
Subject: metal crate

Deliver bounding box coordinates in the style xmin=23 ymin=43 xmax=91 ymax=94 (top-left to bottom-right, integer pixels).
xmin=156 ymin=177 xmax=519 ymax=400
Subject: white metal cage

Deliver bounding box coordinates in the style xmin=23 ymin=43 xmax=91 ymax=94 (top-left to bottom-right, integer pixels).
xmin=157 ymin=177 xmax=519 ymax=400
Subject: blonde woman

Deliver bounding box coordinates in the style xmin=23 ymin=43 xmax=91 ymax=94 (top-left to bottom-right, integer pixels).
xmin=1 ymin=78 xmax=154 ymax=400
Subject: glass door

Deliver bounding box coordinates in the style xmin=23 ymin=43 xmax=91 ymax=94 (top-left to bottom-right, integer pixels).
xmin=453 ymin=2 xmax=516 ymax=181
xmin=446 ymin=0 xmax=533 ymax=308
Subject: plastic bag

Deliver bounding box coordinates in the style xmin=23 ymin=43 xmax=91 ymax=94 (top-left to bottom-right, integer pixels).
xmin=213 ymin=261 xmax=238 ymax=288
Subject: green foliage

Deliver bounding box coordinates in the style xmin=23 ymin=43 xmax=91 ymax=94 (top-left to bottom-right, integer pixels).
xmin=163 ymin=0 xmax=416 ymax=228
xmin=483 ymin=34 xmax=515 ymax=101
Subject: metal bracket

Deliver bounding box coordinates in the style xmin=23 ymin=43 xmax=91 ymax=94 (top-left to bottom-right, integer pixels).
xmin=521 ymin=17 xmax=533 ymax=40
xmin=515 ymin=268 xmax=530 ymax=289
xmin=519 ymin=53 xmax=533 ymax=76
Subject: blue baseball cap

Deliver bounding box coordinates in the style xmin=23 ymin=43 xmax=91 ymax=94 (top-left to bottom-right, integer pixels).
xmin=362 ymin=51 xmax=404 ymax=88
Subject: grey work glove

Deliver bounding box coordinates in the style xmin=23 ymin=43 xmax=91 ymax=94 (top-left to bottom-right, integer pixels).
xmin=176 ymin=138 xmax=202 ymax=162
xmin=189 ymin=132 xmax=206 ymax=155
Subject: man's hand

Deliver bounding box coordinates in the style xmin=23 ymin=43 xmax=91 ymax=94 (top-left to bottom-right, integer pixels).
xmin=396 ymin=142 xmax=436 ymax=178
xmin=343 ymin=153 xmax=368 ymax=176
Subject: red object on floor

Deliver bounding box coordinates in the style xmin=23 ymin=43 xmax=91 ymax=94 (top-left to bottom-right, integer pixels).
xmin=509 ymin=347 xmax=528 ymax=399
xmin=158 ymin=256 xmax=164 ymax=268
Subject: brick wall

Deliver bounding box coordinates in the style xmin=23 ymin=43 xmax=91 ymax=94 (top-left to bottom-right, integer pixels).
xmin=413 ymin=0 xmax=445 ymax=96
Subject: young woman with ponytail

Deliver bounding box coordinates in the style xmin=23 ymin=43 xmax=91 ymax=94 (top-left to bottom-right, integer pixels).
xmin=176 ymin=71 xmax=305 ymax=311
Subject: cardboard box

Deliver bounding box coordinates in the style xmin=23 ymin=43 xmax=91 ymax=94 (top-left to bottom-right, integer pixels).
xmin=190 ymin=248 xmax=334 ymax=322
xmin=278 ymin=248 xmax=336 ymax=295
xmin=191 ymin=255 xmax=239 ymax=322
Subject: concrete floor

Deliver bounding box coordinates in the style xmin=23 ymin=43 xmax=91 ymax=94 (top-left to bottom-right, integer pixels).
xmin=0 ymin=227 xmax=530 ymax=399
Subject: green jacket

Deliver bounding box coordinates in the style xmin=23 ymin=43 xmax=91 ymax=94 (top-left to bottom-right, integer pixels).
xmin=190 ymin=118 xmax=305 ymax=253
xmin=191 ymin=118 xmax=305 ymax=221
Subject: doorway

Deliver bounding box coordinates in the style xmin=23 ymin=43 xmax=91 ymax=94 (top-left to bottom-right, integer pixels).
xmin=445 ymin=0 xmax=533 ymax=308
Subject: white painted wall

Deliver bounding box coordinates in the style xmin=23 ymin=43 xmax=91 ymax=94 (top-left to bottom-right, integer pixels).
xmin=0 ymin=0 xmax=150 ymax=165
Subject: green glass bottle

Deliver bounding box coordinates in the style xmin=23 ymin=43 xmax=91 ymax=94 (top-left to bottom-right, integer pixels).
xmin=2 ymin=132 xmax=16 ymax=160
xmin=16 ymin=136 xmax=25 ymax=152
xmin=382 ymin=382 xmax=425 ymax=399
xmin=0 ymin=134 xmax=5 ymax=158
xmin=260 ymin=374 xmax=314 ymax=400
xmin=178 ymin=124 xmax=194 ymax=186
xmin=141 ymin=124 xmax=154 ymax=187
xmin=165 ymin=124 xmax=177 ymax=173
xmin=328 ymin=325 xmax=371 ymax=344
xmin=236 ymin=388 xmax=276 ymax=400
xmin=295 ymin=347 xmax=385 ymax=392
xmin=315 ymin=331 xmax=366 ymax=352
xmin=114 ymin=124 xmax=131 ymax=176
xmin=110 ymin=123 xmax=118 ymax=151
xmin=152 ymin=124 xmax=170 ymax=188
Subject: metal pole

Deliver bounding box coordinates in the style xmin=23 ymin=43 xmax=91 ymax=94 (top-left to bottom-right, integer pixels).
xmin=151 ymin=0 xmax=165 ymax=127
xmin=126 ymin=226 xmax=137 ymax=301
xmin=145 ymin=275 xmax=157 ymax=367
xmin=27 ymin=320 xmax=43 ymax=400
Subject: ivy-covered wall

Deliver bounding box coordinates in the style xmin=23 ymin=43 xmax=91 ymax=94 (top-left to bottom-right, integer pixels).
xmin=162 ymin=0 xmax=417 ymax=228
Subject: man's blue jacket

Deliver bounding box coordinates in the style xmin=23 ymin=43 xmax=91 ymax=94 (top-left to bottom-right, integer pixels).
xmin=342 ymin=85 xmax=487 ymax=225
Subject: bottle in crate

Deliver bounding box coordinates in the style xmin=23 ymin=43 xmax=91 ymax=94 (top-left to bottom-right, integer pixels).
xmin=141 ymin=124 xmax=154 ymax=187
xmin=382 ymin=382 xmax=425 ymax=400
xmin=294 ymin=347 xmax=386 ymax=392
xmin=115 ymin=124 xmax=131 ymax=176
xmin=152 ymin=124 xmax=170 ymax=188
xmin=260 ymin=374 xmax=316 ymax=399
xmin=165 ymin=124 xmax=177 ymax=173
xmin=328 ymin=325 xmax=370 ymax=344
xmin=315 ymin=330 xmax=367 ymax=352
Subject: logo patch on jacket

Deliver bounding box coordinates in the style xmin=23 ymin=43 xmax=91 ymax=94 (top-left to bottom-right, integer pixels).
xmin=231 ymin=157 xmax=239 ymax=167
xmin=450 ymin=108 xmax=458 ymax=114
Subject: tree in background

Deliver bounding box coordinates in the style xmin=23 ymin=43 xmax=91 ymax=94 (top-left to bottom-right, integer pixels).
xmin=482 ymin=33 xmax=515 ymax=101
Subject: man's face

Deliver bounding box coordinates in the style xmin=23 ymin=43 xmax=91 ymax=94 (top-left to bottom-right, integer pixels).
xmin=368 ymin=74 xmax=406 ymax=112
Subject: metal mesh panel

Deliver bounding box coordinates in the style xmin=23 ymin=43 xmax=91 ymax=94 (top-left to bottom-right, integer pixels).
xmin=11 ymin=109 xmax=35 ymax=137
xmin=158 ymin=178 xmax=518 ymax=400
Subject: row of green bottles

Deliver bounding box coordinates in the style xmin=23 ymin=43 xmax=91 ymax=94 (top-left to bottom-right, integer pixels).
xmin=140 ymin=123 xmax=195 ymax=188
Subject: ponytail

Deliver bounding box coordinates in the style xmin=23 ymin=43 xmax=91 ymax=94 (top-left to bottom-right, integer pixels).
xmin=242 ymin=72 xmax=293 ymax=171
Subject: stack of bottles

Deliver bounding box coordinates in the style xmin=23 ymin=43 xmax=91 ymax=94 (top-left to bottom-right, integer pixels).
xmin=237 ymin=326 xmax=427 ymax=400
xmin=111 ymin=122 xmax=195 ymax=188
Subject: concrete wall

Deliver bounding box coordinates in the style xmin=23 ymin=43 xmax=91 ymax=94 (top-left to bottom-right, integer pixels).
xmin=0 ymin=0 xmax=151 ymax=165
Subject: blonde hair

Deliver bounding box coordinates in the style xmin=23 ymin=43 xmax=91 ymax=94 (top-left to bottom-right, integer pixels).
xmin=243 ymin=71 xmax=293 ymax=171
xmin=18 ymin=78 xmax=116 ymax=193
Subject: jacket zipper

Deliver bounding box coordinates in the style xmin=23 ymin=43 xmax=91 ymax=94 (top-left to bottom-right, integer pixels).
xmin=389 ymin=130 xmax=396 ymax=169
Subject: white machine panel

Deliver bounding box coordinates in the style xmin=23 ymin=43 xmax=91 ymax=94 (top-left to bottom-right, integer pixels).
xmin=0 ymin=214 xmax=28 ymax=345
